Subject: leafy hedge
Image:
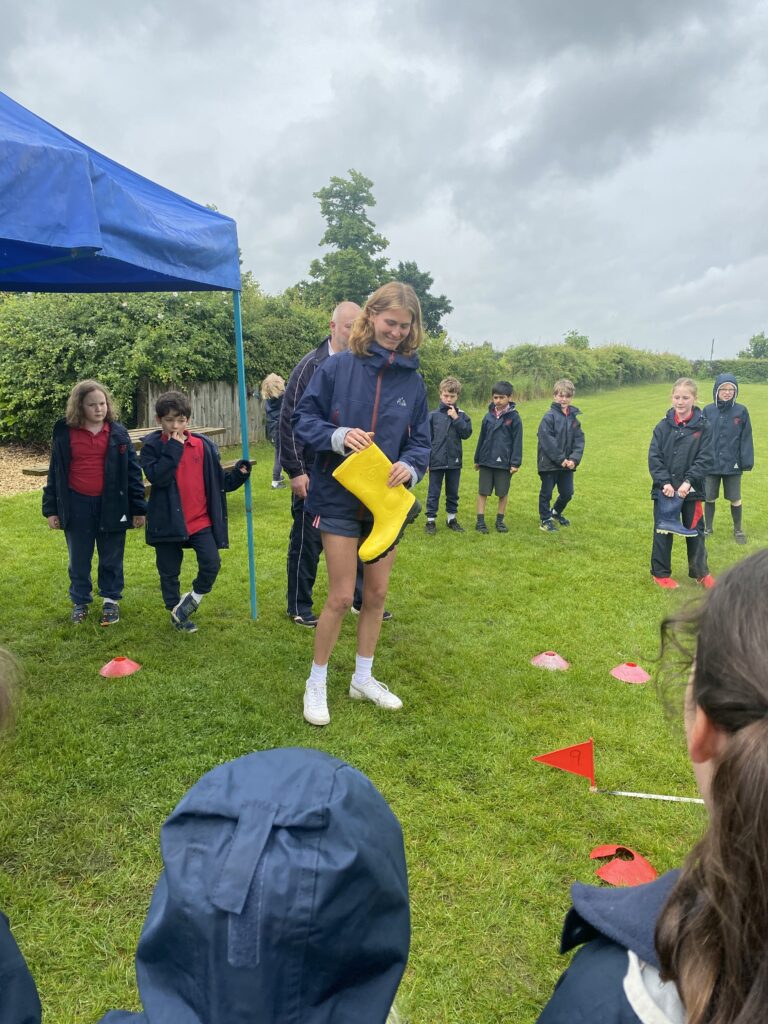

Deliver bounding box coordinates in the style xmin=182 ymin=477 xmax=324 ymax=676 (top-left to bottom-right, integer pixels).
xmin=690 ymin=358 xmax=768 ymax=382
xmin=0 ymin=283 xmax=328 ymax=442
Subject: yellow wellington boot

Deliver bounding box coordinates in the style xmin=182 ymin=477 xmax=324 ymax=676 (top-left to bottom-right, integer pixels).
xmin=332 ymin=442 xmax=422 ymax=563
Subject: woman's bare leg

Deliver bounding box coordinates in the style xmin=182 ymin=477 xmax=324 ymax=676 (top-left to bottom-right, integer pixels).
xmin=356 ymin=547 xmax=397 ymax=657
xmin=312 ymin=533 xmax=359 ymax=665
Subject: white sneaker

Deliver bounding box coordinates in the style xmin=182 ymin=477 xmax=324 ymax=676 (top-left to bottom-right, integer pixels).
xmin=303 ymin=680 xmax=330 ymax=726
xmin=349 ymin=675 xmax=403 ymax=710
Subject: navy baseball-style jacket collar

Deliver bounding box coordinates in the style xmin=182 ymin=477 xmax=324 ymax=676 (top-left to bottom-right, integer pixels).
xmin=560 ymin=870 xmax=680 ymax=968
xmin=99 ymin=748 xmax=409 ymax=1024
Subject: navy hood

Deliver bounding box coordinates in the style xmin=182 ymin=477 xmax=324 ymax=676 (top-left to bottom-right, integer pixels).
xmin=560 ymin=870 xmax=680 ymax=968
xmin=364 ymin=340 xmax=421 ymax=372
xmin=713 ymin=372 xmax=738 ymax=406
xmin=100 ymin=748 xmax=410 ymax=1024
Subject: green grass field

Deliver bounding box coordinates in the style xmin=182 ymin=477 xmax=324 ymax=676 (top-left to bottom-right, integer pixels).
xmin=1 ymin=381 xmax=766 ymax=1022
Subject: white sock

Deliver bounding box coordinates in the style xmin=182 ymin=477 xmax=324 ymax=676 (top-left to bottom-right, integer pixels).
xmin=354 ymin=654 xmax=374 ymax=681
xmin=427 ymin=517 xmax=435 ymax=523
xmin=103 ymin=598 xmax=118 ymax=606
xmin=308 ymin=662 xmax=328 ymax=685
xmin=447 ymin=513 xmax=456 ymax=522
xmin=191 ymin=591 xmax=204 ymax=605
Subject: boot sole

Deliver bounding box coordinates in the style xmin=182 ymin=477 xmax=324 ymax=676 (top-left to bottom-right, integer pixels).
xmin=361 ymin=499 xmax=422 ymax=564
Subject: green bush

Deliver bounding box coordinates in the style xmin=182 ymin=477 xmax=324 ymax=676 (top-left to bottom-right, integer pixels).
xmin=690 ymin=358 xmax=768 ymax=382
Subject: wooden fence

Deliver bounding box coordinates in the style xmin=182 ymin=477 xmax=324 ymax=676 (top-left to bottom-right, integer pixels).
xmin=136 ymin=380 xmax=266 ymax=447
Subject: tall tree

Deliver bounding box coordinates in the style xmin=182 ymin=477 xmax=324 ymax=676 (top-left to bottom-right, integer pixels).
xmin=738 ymin=331 xmax=768 ymax=358
xmin=307 ymin=169 xmax=390 ymax=306
xmin=394 ymin=260 xmax=453 ymax=335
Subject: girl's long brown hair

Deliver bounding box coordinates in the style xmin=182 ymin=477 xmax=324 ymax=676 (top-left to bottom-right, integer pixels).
xmin=656 ymin=549 xmax=768 ymax=1023
xmin=65 ymin=379 xmax=118 ymax=427
xmin=348 ymin=281 xmax=424 ymax=357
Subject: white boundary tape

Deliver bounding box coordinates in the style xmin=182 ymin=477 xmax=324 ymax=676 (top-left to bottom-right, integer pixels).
xmin=590 ymin=787 xmax=704 ymax=805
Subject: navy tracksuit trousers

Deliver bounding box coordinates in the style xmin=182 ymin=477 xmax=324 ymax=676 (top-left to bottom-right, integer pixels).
xmin=65 ymin=490 xmax=126 ymax=605
xmin=651 ymin=499 xmax=709 ymax=579
xmin=538 ymin=470 xmax=575 ymax=521
xmin=426 ymin=468 xmax=461 ymax=519
xmin=154 ymin=527 xmax=221 ymax=609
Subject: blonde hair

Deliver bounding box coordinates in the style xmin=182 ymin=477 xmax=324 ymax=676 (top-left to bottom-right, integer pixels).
xmin=260 ymin=373 xmax=286 ymax=400
xmin=65 ymin=379 xmax=118 ymax=427
xmin=672 ymin=377 xmax=697 ymax=398
xmin=349 ymin=282 xmax=424 ymax=357
xmin=439 ymin=376 xmax=462 ymax=395
xmin=0 ymin=648 xmax=19 ymax=734
xmin=553 ymin=378 xmax=575 ymax=397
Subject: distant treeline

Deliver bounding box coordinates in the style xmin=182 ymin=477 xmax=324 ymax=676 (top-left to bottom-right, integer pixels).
xmin=0 ymin=283 xmax=757 ymax=444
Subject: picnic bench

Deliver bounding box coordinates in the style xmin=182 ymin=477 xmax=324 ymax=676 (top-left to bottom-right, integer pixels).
xmin=22 ymin=426 xmax=228 ymax=477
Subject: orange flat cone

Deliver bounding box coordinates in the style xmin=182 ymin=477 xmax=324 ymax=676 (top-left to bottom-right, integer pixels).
xmin=533 ymin=738 xmax=595 ymax=787
xmin=590 ymin=844 xmax=658 ymax=886
xmin=531 ymin=651 xmax=569 ymax=671
xmin=100 ymin=656 xmax=141 ymax=678
xmin=611 ymin=662 xmax=651 ymax=684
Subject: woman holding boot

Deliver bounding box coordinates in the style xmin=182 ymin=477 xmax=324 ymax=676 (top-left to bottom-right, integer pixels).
xmin=293 ymin=281 xmax=430 ymax=726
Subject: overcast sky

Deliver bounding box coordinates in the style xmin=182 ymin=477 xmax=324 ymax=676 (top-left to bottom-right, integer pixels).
xmin=4 ymin=0 xmax=768 ymax=357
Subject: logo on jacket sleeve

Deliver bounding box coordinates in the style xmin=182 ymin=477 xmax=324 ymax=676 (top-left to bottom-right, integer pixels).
xmin=397 ymin=397 xmax=407 ymax=407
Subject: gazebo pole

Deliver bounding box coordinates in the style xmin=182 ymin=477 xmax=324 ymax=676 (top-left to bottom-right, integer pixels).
xmin=233 ymin=289 xmax=258 ymax=619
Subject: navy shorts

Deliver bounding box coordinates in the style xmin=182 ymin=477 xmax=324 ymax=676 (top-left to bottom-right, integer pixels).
xmin=316 ymin=515 xmax=374 ymax=539
xmin=704 ymin=474 xmax=741 ymax=502
xmin=478 ymin=466 xmax=511 ymax=498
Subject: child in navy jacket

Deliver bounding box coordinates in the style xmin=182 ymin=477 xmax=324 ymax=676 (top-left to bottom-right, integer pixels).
xmin=703 ymin=372 xmax=753 ymax=543
xmin=140 ymin=391 xmax=250 ymax=633
xmin=473 ymin=381 xmax=523 ymax=533
xmin=648 ymin=378 xmax=714 ymax=589
xmin=425 ymin=376 xmax=472 ymax=534
xmin=42 ymin=379 xmax=146 ymax=626
xmin=537 ymin=378 xmax=585 ymax=532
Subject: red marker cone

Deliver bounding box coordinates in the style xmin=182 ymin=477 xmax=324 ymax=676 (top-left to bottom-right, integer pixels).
xmin=611 ymin=662 xmax=651 ymax=684
xmin=533 ymin=738 xmax=595 ymax=787
xmin=530 ymin=651 xmax=570 ymax=671
xmin=100 ymin=656 xmax=141 ymax=678
xmin=590 ymin=844 xmax=658 ymax=886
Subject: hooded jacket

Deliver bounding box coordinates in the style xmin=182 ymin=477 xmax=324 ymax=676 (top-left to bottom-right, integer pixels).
xmin=428 ymin=403 xmax=473 ymax=470
xmin=293 ymin=343 xmax=430 ymax=520
xmin=0 ymin=912 xmax=41 ymax=1024
xmin=278 ymin=337 xmax=333 ymax=480
xmin=648 ymin=407 xmax=714 ymax=500
xmin=537 ymin=403 xmax=585 ymax=473
xmin=98 ymin=748 xmax=410 ymax=1024
xmin=473 ymin=402 xmax=523 ymax=470
xmin=537 ymin=871 xmax=682 ymax=1023
xmin=702 ymin=373 xmax=754 ymax=476
xmin=140 ymin=431 xmax=249 ymax=547
xmin=42 ymin=419 xmax=146 ymax=531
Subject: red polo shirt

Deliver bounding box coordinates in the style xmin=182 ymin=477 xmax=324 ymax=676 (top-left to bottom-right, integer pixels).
xmin=167 ymin=432 xmax=212 ymax=536
xmin=68 ymin=423 xmax=110 ymax=495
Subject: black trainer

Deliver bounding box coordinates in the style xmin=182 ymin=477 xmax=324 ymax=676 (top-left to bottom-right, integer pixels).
xmin=476 ymin=521 xmax=489 ymax=534
xmin=495 ymin=520 xmax=509 ymax=533
xmin=351 ymin=606 xmax=393 ymax=621
xmin=100 ymin=601 xmax=120 ymax=626
xmin=71 ymin=604 xmax=88 ymax=624
xmin=734 ymin=530 xmax=747 ymax=545
xmin=290 ymin=612 xmax=319 ymax=627
xmin=446 ymin=519 xmax=465 ymax=532
xmin=551 ymin=510 xmax=571 ymax=527
xmin=425 ymin=521 xmax=437 ymax=535
xmin=173 ymin=617 xmax=198 ymax=634
xmin=172 ymin=592 xmax=199 ymax=625
xmin=540 ymin=519 xmax=558 ymax=533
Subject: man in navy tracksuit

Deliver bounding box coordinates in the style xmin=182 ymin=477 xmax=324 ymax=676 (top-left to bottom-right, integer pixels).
xmin=537 ymin=378 xmax=585 ymax=532
xmin=278 ymin=301 xmax=363 ymax=627
xmin=703 ymin=372 xmax=754 ymax=544
xmin=424 ymin=376 xmax=472 ymax=534
xmin=473 ymin=381 xmax=523 ymax=533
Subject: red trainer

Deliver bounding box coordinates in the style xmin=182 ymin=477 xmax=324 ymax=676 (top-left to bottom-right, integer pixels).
xmin=653 ymin=576 xmax=679 ymax=589
xmin=697 ymin=574 xmax=716 ymax=589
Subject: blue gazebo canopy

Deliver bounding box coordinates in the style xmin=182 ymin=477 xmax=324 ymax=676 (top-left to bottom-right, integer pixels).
xmin=0 ymin=90 xmax=241 ymax=293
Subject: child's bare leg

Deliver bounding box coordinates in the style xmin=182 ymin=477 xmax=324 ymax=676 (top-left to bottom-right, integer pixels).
xmin=312 ymin=534 xmax=358 ymax=665
xmin=477 ymin=494 xmax=488 ymax=515
xmin=497 ymin=495 xmax=509 ymax=516
xmin=356 ymin=548 xmax=397 ymax=657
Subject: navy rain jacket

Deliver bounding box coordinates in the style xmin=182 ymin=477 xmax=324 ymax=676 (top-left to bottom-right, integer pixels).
xmin=703 ymin=373 xmax=754 ymax=475
xmin=648 ymin=407 xmax=714 ymax=500
xmin=98 ymin=748 xmax=410 ymax=1024
xmin=42 ymin=419 xmax=146 ymax=530
xmin=473 ymin=402 xmax=523 ymax=469
xmin=537 ymin=403 xmax=585 ymax=473
xmin=537 ymin=871 xmax=681 ymax=1023
xmin=264 ymin=396 xmax=282 ymax=444
xmin=428 ymin=403 xmax=472 ymax=469
xmin=293 ymin=342 xmax=430 ymax=520
xmin=0 ymin=912 xmax=41 ymax=1024
xmin=140 ymin=431 xmax=249 ymax=547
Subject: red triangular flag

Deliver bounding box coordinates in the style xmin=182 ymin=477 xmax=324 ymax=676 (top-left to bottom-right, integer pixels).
xmin=533 ymin=738 xmax=595 ymax=787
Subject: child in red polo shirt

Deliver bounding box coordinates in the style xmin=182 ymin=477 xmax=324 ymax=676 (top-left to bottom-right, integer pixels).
xmin=43 ymin=379 xmax=146 ymax=625
xmin=140 ymin=391 xmax=250 ymax=633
